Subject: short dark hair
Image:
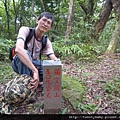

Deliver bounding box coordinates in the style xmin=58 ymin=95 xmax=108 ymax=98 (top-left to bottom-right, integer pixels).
xmin=38 ymin=12 xmax=54 ymax=26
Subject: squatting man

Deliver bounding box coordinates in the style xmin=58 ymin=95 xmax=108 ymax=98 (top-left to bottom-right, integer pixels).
xmin=12 ymin=12 xmax=60 ymax=102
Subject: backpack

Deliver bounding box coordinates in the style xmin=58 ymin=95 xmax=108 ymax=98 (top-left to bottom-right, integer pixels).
xmin=9 ymin=28 xmax=47 ymax=61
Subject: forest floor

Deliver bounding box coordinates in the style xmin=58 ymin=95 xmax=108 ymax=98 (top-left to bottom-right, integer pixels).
xmin=0 ymin=53 xmax=120 ymax=115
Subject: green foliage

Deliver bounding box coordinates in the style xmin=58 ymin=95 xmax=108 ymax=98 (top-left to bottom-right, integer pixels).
xmin=104 ymin=78 xmax=120 ymax=95
xmin=0 ymin=61 xmax=17 ymax=83
xmin=0 ymin=38 xmax=15 ymax=61
xmin=0 ymin=0 xmax=119 ymax=59
xmin=98 ymin=19 xmax=116 ymax=49
xmin=60 ymin=106 xmax=70 ymax=114
xmin=77 ymin=103 xmax=97 ymax=112
xmin=116 ymin=34 xmax=120 ymax=53
xmin=52 ymin=37 xmax=101 ymax=60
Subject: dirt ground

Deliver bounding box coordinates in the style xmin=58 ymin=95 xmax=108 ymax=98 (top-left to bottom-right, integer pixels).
xmin=0 ymin=53 xmax=120 ymax=115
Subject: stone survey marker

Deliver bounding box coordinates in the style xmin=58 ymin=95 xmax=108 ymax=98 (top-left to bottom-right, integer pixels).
xmin=43 ymin=60 xmax=62 ymax=114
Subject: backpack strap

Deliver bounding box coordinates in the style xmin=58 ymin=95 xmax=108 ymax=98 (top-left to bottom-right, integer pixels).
xmin=41 ymin=35 xmax=47 ymax=51
xmin=24 ymin=28 xmax=47 ymax=60
xmin=39 ymin=35 xmax=47 ymax=74
xmin=39 ymin=35 xmax=47 ymax=60
xmin=24 ymin=28 xmax=35 ymax=49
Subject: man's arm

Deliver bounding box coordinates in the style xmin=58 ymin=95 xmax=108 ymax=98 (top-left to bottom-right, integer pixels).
xmin=49 ymin=54 xmax=63 ymax=69
xmin=48 ymin=54 xmax=58 ymax=60
xmin=15 ymin=39 xmax=39 ymax=90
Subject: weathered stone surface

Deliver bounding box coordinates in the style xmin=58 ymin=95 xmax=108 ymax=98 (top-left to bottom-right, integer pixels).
xmin=62 ymin=74 xmax=85 ymax=109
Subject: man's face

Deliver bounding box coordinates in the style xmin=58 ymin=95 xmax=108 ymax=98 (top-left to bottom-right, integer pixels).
xmin=36 ymin=16 xmax=52 ymax=33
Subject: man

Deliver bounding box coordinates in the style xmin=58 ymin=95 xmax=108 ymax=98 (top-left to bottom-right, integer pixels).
xmin=12 ymin=12 xmax=58 ymax=91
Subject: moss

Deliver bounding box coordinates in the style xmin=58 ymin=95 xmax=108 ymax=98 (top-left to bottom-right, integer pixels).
xmin=62 ymin=74 xmax=86 ymax=109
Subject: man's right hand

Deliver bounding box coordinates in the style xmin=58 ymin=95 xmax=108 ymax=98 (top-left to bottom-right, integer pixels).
xmin=30 ymin=70 xmax=39 ymax=90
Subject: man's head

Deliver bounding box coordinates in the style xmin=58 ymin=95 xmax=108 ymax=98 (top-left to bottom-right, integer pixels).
xmin=36 ymin=12 xmax=54 ymax=33
xmin=38 ymin=12 xmax=54 ymax=27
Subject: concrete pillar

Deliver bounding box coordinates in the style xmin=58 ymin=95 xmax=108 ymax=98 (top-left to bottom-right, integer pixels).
xmin=43 ymin=60 xmax=62 ymax=114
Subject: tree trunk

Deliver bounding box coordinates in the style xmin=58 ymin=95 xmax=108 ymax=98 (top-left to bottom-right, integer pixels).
xmin=90 ymin=0 xmax=112 ymax=41
xmin=19 ymin=0 xmax=24 ymax=28
xmin=13 ymin=0 xmax=17 ymax=35
xmin=4 ymin=0 xmax=10 ymax=38
xmin=80 ymin=0 xmax=94 ymax=23
xmin=65 ymin=0 xmax=74 ymax=40
xmin=105 ymin=0 xmax=120 ymax=53
xmin=105 ymin=20 xmax=120 ymax=53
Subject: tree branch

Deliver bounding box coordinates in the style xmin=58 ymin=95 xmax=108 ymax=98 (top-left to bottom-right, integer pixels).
xmin=30 ymin=0 xmax=37 ymax=19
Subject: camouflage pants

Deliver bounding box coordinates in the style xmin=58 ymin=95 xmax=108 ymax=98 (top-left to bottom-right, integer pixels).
xmin=0 ymin=74 xmax=36 ymax=114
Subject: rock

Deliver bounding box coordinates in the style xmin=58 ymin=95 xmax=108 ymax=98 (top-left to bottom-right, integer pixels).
xmin=62 ymin=74 xmax=85 ymax=109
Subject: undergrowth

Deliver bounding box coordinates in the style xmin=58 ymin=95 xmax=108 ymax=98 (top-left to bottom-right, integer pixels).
xmin=104 ymin=78 xmax=120 ymax=95
xmin=0 ymin=37 xmax=102 ymax=62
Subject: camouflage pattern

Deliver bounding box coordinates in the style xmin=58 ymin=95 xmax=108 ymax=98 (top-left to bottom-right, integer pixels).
xmin=0 ymin=74 xmax=36 ymax=114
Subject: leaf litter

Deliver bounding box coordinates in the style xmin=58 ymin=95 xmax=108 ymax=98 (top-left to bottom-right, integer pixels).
xmin=0 ymin=54 xmax=120 ymax=114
